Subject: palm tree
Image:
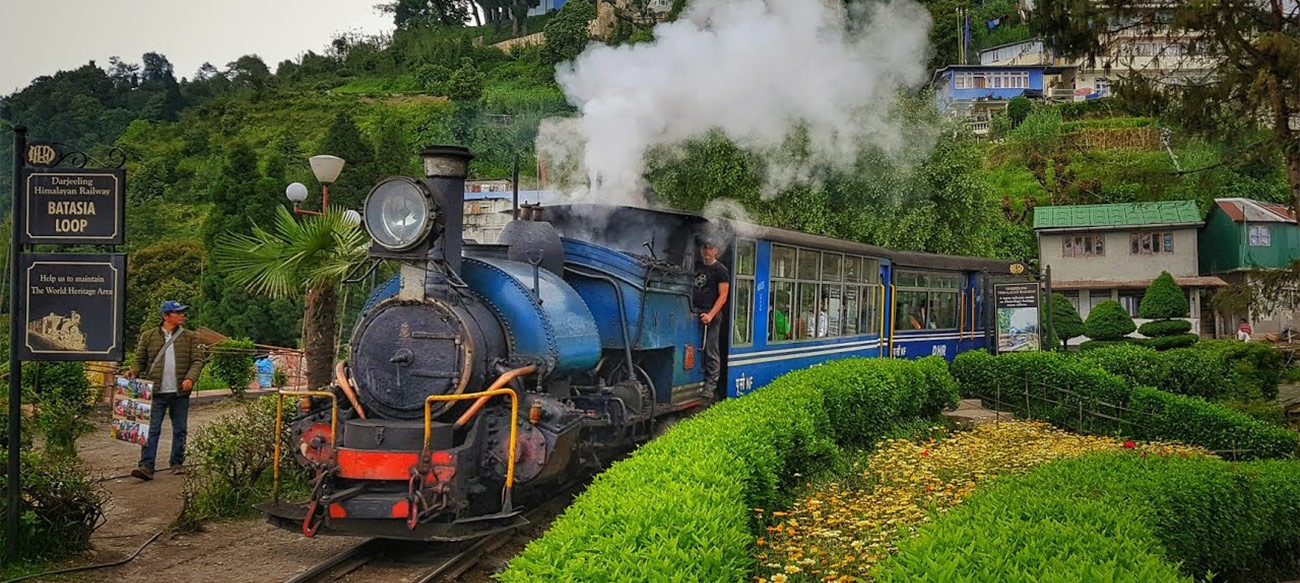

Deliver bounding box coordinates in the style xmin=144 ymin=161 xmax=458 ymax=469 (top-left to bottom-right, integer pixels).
xmin=210 ymin=206 xmax=368 ymax=391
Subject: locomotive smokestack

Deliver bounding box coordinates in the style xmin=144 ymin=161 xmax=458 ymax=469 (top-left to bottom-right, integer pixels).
xmin=420 ymin=145 xmax=474 ymax=277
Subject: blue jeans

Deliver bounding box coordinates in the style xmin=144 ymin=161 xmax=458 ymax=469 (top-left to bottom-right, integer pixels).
xmin=139 ymin=392 xmax=190 ymax=470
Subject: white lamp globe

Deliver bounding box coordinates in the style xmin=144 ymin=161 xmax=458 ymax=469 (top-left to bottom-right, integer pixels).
xmin=285 ymin=182 xmax=309 ymax=203
xmin=309 ymin=155 xmax=346 ymax=185
xmin=342 ymin=209 xmax=362 ymax=226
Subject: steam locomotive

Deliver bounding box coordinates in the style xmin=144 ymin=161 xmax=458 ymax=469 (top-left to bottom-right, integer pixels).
xmin=259 ymin=145 xmax=1011 ymax=540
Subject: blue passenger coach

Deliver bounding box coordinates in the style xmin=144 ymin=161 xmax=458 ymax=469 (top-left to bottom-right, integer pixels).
xmin=540 ymin=205 xmax=1013 ymax=400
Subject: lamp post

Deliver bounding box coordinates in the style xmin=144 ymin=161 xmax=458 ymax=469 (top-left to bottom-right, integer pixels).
xmin=286 ymin=154 xmax=346 ymax=215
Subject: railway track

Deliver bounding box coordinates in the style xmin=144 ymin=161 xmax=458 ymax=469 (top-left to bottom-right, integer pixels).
xmin=284 ymin=484 xmax=583 ymax=583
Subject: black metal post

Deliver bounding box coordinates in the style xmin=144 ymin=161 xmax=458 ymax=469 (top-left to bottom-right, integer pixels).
xmin=511 ymin=153 xmax=520 ymax=221
xmin=8 ymin=125 xmax=27 ymax=564
xmin=1044 ymin=265 xmax=1053 ymax=351
xmin=983 ymin=269 xmax=994 ymax=353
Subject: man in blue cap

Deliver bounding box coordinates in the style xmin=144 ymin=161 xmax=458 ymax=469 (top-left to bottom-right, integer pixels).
xmin=126 ymin=300 xmax=205 ymax=480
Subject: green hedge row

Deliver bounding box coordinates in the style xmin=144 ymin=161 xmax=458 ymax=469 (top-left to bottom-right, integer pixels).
xmin=497 ymin=357 xmax=958 ymax=583
xmin=1196 ymin=339 xmax=1283 ymax=400
xmin=951 ymin=351 xmax=1297 ymax=458
xmin=875 ymin=454 xmax=1300 ymax=583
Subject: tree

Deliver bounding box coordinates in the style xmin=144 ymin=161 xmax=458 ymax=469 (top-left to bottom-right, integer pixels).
xmin=1083 ymin=299 xmax=1135 ymax=341
xmin=227 ymin=55 xmax=272 ymax=90
xmin=126 ymin=240 xmax=205 ymax=347
xmin=1028 ymin=0 xmax=1300 ymax=219
xmin=210 ymin=207 xmax=369 ymax=391
xmin=543 ymin=0 xmax=596 ymax=65
xmin=199 ymin=144 xmax=301 ymax=347
xmin=317 ymin=113 xmax=379 ymax=210
xmin=381 ymin=0 xmax=471 ymax=27
xmin=1007 ymin=96 xmax=1031 ymax=127
xmin=1137 ymin=271 xmax=1196 ymax=349
xmin=1050 ymin=292 xmax=1085 ymax=345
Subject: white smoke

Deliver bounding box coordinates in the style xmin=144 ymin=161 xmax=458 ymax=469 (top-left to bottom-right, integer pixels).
xmin=538 ymin=0 xmax=934 ymax=205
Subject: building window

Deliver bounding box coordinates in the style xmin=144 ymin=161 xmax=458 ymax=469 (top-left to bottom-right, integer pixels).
xmin=731 ymin=239 xmax=756 ymax=347
xmin=1249 ymin=225 xmax=1271 ymax=246
xmin=894 ymin=270 xmax=961 ymax=331
xmin=1119 ymin=289 xmax=1144 ymax=318
xmin=1130 ymin=231 xmax=1175 ymax=255
xmin=769 ymin=244 xmax=880 ymax=343
xmin=1063 ymin=234 xmax=1105 ymax=258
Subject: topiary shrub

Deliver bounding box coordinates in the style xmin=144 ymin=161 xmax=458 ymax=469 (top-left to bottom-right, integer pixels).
xmin=1137 ymin=272 xmax=1195 ymax=350
xmin=1139 ymin=271 xmax=1189 ymax=319
xmin=1137 ymin=319 xmax=1192 ymax=336
xmin=207 ymin=338 xmax=256 ymax=398
xmin=1084 ymin=300 xmax=1135 ymax=341
xmin=1141 ymin=334 xmax=1199 ymax=351
xmin=1050 ymin=293 xmax=1085 ymax=347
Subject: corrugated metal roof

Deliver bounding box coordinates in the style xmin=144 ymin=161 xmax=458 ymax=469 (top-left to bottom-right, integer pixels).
xmin=1033 ymin=201 xmax=1202 ymax=230
xmin=1214 ymin=198 xmax=1296 ymax=224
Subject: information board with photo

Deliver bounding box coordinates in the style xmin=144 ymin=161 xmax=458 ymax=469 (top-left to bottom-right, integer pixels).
xmin=994 ymin=282 xmax=1041 ymax=353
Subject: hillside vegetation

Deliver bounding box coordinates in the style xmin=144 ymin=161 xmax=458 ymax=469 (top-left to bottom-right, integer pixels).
xmin=0 ymin=0 xmax=1294 ymax=350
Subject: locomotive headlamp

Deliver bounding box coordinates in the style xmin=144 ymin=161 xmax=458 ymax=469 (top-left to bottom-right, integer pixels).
xmin=364 ymin=177 xmax=434 ymax=251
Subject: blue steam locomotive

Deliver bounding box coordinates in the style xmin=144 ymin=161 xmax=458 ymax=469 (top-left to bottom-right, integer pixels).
xmin=259 ymin=145 xmax=1012 ymax=540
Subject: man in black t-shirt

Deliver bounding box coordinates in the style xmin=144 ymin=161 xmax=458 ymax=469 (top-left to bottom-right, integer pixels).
xmin=693 ymin=240 xmax=730 ymax=397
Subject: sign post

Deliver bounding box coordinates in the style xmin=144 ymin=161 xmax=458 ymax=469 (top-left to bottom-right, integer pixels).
xmin=7 ymin=126 xmax=26 ymax=565
xmin=5 ymin=130 xmax=127 ymax=564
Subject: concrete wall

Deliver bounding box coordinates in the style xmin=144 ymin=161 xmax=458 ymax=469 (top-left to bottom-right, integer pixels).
xmin=1039 ymin=228 xmax=1199 ymax=282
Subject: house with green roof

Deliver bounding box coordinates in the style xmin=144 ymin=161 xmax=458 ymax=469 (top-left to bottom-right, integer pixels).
xmin=1198 ymin=198 xmax=1300 ymax=338
xmin=1033 ymin=201 xmax=1225 ymax=342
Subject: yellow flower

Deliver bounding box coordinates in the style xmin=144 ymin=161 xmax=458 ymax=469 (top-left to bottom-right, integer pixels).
xmin=772 ymin=576 xmax=788 ymax=583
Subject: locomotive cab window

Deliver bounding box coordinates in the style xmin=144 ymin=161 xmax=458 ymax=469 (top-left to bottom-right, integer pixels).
xmin=732 ymin=239 xmax=756 ymax=347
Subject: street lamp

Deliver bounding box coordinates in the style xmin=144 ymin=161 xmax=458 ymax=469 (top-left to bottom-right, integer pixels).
xmin=286 ymin=154 xmax=346 ymax=215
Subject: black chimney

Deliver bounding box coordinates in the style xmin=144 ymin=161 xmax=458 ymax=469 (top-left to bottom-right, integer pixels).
xmin=420 ymin=145 xmax=474 ymax=277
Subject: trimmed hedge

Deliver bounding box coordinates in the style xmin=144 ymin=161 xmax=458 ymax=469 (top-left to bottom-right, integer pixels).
xmin=875 ymin=454 xmax=1300 ymax=583
xmin=1195 ymin=340 xmax=1283 ymax=400
xmin=1084 ymin=300 xmax=1135 ymax=341
xmin=497 ymin=358 xmax=957 ymax=583
xmin=951 ymin=351 xmax=1297 ymax=458
xmin=1049 ymin=293 xmax=1084 ymax=343
xmin=1139 ymin=333 xmax=1198 ymax=350
xmin=1080 ymin=344 xmax=1229 ymax=401
xmin=1139 ymin=271 xmax=1189 ymax=320
xmin=1136 ymin=319 xmax=1192 ymax=337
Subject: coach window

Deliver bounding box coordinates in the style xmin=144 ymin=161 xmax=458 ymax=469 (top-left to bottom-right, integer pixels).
xmin=843 ymin=257 xmax=861 ymax=336
xmin=769 ymin=245 xmax=798 ymax=343
xmin=894 ymin=270 xmax=959 ymax=330
xmin=732 ymin=239 xmax=756 ymax=347
xmin=821 ymin=253 xmax=843 ymax=337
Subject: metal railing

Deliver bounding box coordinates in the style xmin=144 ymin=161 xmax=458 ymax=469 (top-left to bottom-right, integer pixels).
xmin=972 ymin=377 xmax=1256 ymax=461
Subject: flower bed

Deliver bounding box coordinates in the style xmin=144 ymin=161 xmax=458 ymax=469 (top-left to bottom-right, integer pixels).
xmin=874 ymin=454 xmax=1300 ymax=583
xmin=496 ymin=357 xmax=957 ymax=583
xmin=754 ymin=421 xmax=1207 ymax=583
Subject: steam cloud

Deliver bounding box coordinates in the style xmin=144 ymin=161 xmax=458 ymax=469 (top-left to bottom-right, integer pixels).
xmin=537 ymin=0 xmax=933 ymax=206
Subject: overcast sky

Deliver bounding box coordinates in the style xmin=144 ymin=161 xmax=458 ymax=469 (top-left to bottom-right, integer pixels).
xmin=0 ymin=0 xmax=394 ymax=94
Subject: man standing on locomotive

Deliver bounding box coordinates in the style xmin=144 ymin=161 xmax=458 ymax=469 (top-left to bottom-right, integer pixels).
xmin=694 ymin=240 xmax=730 ymax=398
xmin=126 ymin=300 xmax=205 ymax=481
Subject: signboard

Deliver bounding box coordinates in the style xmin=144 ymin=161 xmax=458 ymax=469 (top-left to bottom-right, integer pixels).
xmin=20 ymin=168 xmax=125 ymax=245
xmin=994 ymin=282 xmax=1040 ymax=353
xmin=111 ymin=377 xmax=152 ymax=445
xmin=18 ymin=253 xmax=126 ymax=361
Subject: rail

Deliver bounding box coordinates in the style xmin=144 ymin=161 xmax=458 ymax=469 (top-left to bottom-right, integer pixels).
xmin=887 ymin=284 xmax=898 ymax=358
xmin=876 ymin=283 xmax=886 ymax=342
xmin=272 ymin=390 xmax=339 ymax=503
xmin=972 ymin=377 xmax=1255 ymax=460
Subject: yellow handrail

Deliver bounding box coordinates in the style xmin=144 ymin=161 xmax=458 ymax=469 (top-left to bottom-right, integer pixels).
xmin=888 ymin=284 xmax=897 ymax=358
xmin=424 ymin=389 xmax=520 ymax=491
xmin=876 ymin=283 xmax=886 ymax=342
xmin=272 ymin=390 xmax=339 ymax=503
xmin=958 ymin=291 xmax=966 ymax=341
